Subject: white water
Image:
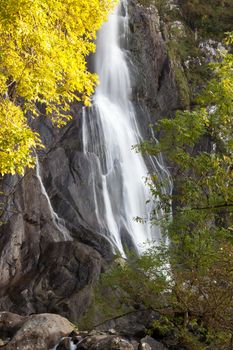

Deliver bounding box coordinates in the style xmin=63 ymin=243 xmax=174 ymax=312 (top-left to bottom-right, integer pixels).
xmin=36 ymin=156 xmax=72 ymax=241
xmin=82 ymin=0 xmax=170 ymax=255
xmin=51 ymin=337 xmax=79 ymax=350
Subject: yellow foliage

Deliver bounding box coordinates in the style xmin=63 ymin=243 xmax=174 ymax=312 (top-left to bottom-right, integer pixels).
xmin=0 ymin=100 xmax=42 ymax=175
xmin=0 ymin=0 xmax=117 ymax=175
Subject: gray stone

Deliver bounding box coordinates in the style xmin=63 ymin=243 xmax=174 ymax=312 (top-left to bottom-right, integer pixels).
xmin=56 ymin=337 xmax=71 ymax=350
xmin=76 ymin=334 xmax=134 ymax=350
xmin=139 ymin=342 xmax=152 ymax=350
xmin=0 ymin=313 xmax=73 ymax=350
xmin=140 ymin=336 xmax=168 ymax=350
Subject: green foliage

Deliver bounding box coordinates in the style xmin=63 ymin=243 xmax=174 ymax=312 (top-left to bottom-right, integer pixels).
xmin=96 ymin=229 xmax=233 ymax=348
xmin=140 ymin=42 xmax=233 ymax=215
xmin=178 ymin=0 xmax=233 ymax=39
xmin=0 ymin=0 xmax=117 ymax=175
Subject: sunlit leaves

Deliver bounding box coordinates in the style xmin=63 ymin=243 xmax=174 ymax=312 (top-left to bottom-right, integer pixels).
xmin=0 ymin=100 xmax=42 ymax=175
xmin=0 ymin=0 xmax=117 ymax=175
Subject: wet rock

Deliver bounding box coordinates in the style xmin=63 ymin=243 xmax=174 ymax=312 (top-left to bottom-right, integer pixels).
xmin=56 ymin=337 xmax=71 ymax=350
xmin=139 ymin=342 xmax=151 ymax=350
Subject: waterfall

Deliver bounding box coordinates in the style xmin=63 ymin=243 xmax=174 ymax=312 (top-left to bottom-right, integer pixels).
xmin=82 ymin=0 xmax=170 ymax=255
xmin=36 ymin=156 xmax=72 ymax=242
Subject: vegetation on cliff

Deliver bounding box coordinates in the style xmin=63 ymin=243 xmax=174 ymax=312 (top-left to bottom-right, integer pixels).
xmin=0 ymin=0 xmax=116 ymax=175
xmin=145 ymin=0 xmax=233 ymax=107
xmin=178 ymin=0 xmax=233 ymax=40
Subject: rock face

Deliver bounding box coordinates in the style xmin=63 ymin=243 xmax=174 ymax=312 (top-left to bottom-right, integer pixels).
xmin=0 ymin=236 xmax=104 ymax=322
xmin=0 ymin=0 xmax=180 ymax=321
xmin=0 ymin=312 xmax=74 ymax=350
xmin=128 ymin=0 xmax=181 ymax=135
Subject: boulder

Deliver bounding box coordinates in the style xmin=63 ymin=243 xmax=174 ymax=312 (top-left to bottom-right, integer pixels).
xmin=76 ymin=333 xmax=134 ymax=350
xmin=0 ymin=312 xmax=26 ymax=339
xmin=0 ymin=312 xmax=73 ymax=350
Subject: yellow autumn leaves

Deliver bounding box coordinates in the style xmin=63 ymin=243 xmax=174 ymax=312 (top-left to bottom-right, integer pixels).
xmin=0 ymin=0 xmax=117 ymax=175
xmin=0 ymin=100 xmax=41 ymax=175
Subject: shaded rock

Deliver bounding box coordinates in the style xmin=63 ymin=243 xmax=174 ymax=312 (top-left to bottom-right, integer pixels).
xmin=76 ymin=334 xmax=134 ymax=350
xmin=139 ymin=343 xmax=151 ymax=350
xmin=128 ymin=0 xmax=180 ymax=133
xmin=0 ymin=241 xmax=103 ymax=323
xmin=96 ymin=309 xmax=160 ymax=338
xmin=56 ymin=337 xmax=71 ymax=350
xmin=0 ymin=339 xmax=7 ymax=346
xmin=130 ymin=339 xmax=140 ymax=350
xmin=0 ymin=313 xmax=73 ymax=350
xmin=140 ymin=336 xmax=168 ymax=350
xmin=0 ymin=312 xmax=26 ymax=339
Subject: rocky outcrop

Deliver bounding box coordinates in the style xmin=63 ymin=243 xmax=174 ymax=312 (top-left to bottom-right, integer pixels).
xmin=0 ymin=312 xmax=73 ymax=350
xmin=128 ymin=0 xmax=180 ymax=136
xmin=0 ymin=238 xmax=104 ymax=323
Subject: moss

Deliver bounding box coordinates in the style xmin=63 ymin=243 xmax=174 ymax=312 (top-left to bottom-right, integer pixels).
xmin=167 ymin=41 xmax=190 ymax=108
xmin=78 ymin=284 xmax=128 ymax=331
xmin=138 ymin=0 xmax=230 ymax=107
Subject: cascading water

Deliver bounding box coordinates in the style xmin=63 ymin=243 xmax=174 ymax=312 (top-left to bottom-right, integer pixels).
xmin=82 ymin=0 xmax=170 ymax=255
xmin=36 ymin=156 xmax=72 ymax=242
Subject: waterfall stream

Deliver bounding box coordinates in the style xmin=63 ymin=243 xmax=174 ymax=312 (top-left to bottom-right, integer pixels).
xmin=82 ymin=0 xmax=170 ymax=255
xmin=36 ymin=156 xmax=72 ymax=242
